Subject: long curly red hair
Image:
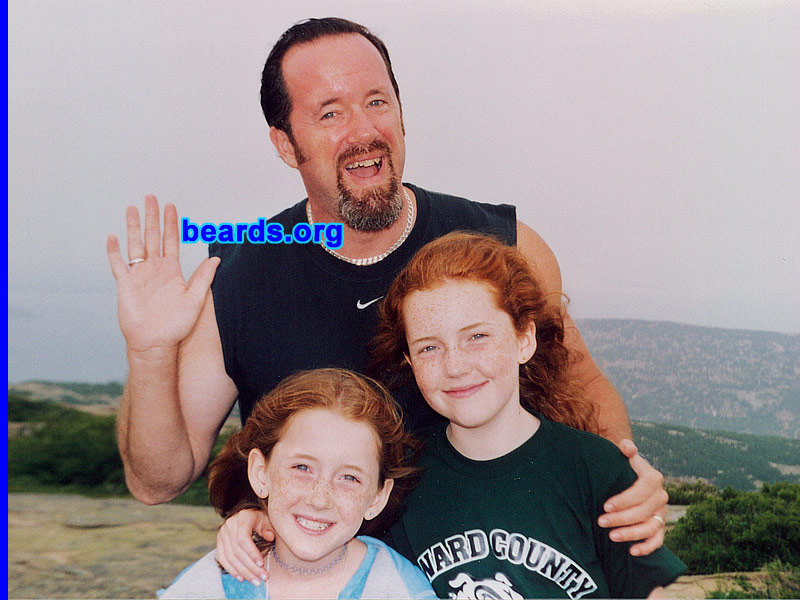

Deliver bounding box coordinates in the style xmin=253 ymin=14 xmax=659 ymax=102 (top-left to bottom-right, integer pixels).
xmin=370 ymin=232 xmax=597 ymax=433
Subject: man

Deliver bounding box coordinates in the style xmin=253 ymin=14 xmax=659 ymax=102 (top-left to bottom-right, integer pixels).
xmin=107 ymin=17 xmax=667 ymax=567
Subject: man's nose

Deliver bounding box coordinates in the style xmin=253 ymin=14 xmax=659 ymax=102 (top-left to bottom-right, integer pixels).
xmin=346 ymin=107 xmax=379 ymax=144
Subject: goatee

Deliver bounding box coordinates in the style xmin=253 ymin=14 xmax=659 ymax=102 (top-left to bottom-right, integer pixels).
xmin=336 ymin=141 xmax=403 ymax=232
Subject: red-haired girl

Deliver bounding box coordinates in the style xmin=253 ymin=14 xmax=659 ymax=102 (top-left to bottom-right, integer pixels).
xmin=159 ymin=368 xmax=435 ymax=599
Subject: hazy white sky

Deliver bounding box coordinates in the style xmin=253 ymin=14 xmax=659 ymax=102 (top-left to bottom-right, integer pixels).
xmin=8 ymin=1 xmax=800 ymax=383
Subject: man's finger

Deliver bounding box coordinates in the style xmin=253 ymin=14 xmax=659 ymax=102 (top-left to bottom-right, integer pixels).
xmin=616 ymin=438 xmax=638 ymax=458
xmin=229 ymin=553 xmax=262 ymax=584
xmin=606 ymin=514 xmax=663 ymax=543
xmin=106 ymin=235 xmax=127 ymax=280
xmin=630 ymin=527 xmax=666 ymax=557
xmin=163 ymin=203 xmax=180 ymax=259
xmin=187 ymin=257 xmax=220 ymax=308
xmin=604 ymin=455 xmax=664 ymax=513
xmin=239 ymin=539 xmax=268 ymax=584
xmin=126 ymin=205 xmax=145 ymax=262
xmin=600 ymin=486 xmax=668 ymax=529
xmin=143 ymin=195 xmax=162 ymax=259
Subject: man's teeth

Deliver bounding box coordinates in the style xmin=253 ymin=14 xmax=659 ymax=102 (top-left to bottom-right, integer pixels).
xmin=296 ymin=516 xmax=332 ymax=531
xmin=345 ymin=158 xmax=382 ymax=170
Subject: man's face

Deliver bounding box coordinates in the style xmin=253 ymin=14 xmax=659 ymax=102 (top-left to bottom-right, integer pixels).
xmin=276 ymin=34 xmax=406 ymax=232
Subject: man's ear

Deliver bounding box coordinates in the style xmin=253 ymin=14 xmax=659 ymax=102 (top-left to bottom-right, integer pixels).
xmin=269 ymin=126 xmax=300 ymax=169
xmin=247 ymin=448 xmax=270 ymax=498
xmin=518 ymin=320 xmax=537 ymax=364
xmin=364 ymin=479 xmax=394 ymax=521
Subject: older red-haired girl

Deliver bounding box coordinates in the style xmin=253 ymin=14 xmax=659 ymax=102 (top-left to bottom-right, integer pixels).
xmin=370 ymin=232 xmax=685 ymax=598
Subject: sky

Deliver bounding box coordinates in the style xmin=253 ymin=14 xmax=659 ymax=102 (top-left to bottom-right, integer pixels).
xmin=7 ymin=0 xmax=800 ymax=384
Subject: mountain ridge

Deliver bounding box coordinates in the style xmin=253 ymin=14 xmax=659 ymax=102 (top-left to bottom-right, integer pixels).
xmin=577 ymin=318 xmax=800 ymax=439
xmin=9 ymin=319 xmax=799 ymax=438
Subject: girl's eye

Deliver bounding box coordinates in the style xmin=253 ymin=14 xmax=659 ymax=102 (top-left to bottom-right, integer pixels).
xmin=293 ymin=464 xmax=310 ymax=472
xmin=470 ymin=333 xmax=487 ymax=340
xmin=419 ymin=345 xmax=437 ymax=354
xmin=342 ymin=474 xmax=361 ymax=483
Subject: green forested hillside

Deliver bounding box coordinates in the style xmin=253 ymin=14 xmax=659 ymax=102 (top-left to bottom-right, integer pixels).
xmin=633 ymin=421 xmax=800 ymax=490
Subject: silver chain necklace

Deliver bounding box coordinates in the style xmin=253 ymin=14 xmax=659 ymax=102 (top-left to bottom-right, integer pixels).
xmin=306 ymin=189 xmax=414 ymax=266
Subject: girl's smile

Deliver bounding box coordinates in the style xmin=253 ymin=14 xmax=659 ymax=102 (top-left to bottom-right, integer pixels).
xmin=249 ymin=408 xmax=393 ymax=568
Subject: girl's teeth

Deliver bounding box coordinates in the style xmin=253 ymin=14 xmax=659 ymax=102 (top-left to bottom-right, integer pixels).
xmin=296 ymin=516 xmax=331 ymax=531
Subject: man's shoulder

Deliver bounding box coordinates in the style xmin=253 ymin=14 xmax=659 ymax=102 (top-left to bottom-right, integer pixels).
xmin=414 ymin=184 xmax=515 ymax=214
xmin=409 ymin=184 xmax=517 ymax=245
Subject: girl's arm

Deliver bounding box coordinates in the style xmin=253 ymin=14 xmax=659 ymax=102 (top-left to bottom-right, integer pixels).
xmin=215 ymin=509 xmax=273 ymax=584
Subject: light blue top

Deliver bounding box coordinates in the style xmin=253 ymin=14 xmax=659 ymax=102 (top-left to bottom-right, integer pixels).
xmin=159 ymin=536 xmax=436 ymax=599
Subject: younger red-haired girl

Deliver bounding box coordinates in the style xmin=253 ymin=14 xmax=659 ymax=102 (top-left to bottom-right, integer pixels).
xmin=159 ymin=368 xmax=435 ymax=599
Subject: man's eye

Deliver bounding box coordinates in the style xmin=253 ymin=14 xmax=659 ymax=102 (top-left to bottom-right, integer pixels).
xmin=321 ymin=111 xmax=336 ymax=120
xmin=343 ymin=474 xmax=361 ymax=483
xmin=369 ymin=99 xmax=386 ymax=107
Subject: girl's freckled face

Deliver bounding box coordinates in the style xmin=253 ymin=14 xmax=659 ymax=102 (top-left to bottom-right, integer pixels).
xmin=403 ymin=280 xmax=533 ymax=435
xmin=260 ymin=408 xmax=390 ymax=566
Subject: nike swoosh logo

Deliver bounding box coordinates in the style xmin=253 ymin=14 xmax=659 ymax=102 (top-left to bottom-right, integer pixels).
xmin=357 ymin=296 xmax=384 ymax=310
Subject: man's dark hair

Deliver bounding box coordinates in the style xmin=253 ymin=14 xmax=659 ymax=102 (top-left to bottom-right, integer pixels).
xmin=260 ymin=17 xmax=401 ymax=137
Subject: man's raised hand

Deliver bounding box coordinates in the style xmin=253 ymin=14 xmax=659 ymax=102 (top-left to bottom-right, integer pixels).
xmin=106 ymin=195 xmax=220 ymax=354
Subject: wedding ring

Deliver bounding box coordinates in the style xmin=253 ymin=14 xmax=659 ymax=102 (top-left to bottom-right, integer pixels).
xmin=128 ymin=258 xmax=146 ymax=266
xmin=651 ymin=514 xmax=665 ymax=526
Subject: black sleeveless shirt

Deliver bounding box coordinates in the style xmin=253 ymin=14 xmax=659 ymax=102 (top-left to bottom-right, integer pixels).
xmin=209 ymin=184 xmax=516 ymax=434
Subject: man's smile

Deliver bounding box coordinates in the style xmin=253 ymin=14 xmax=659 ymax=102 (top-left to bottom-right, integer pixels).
xmin=343 ymin=156 xmax=383 ymax=179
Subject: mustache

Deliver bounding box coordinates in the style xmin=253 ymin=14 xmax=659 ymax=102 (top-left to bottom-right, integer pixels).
xmin=337 ymin=139 xmax=392 ymax=167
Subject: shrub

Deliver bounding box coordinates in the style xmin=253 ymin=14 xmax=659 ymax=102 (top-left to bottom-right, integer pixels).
xmin=667 ymin=483 xmax=800 ymax=574
xmin=666 ymin=479 xmax=719 ymax=505
xmin=9 ymin=410 xmax=126 ymax=492
xmin=8 ymin=393 xmax=237 ymax=504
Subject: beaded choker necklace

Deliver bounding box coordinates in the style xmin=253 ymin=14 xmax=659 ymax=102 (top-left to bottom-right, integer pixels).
xmin=306 ymin=189 xmax=414 ymax=266
xmin=270 ymin=541 xmax=348 ymax=576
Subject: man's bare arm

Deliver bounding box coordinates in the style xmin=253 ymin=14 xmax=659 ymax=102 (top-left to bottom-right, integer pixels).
xmin=116 ymin=294 xmax=238 ymax=504
xmin=516 ymin=220 xmax=667 ymax=555
xmin=109 ymin=196 xmax=237 ymax=504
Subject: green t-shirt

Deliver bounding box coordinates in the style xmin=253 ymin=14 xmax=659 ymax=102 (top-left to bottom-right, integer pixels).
xmin=388 ymin=416 xmax=686 ymax=599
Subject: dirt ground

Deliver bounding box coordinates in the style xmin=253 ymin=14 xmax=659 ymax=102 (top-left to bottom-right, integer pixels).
xmin=7 ymin=494 xmax=753 ymax=599
xmin=8 ymin=493 xmax=220 ymax=599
